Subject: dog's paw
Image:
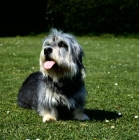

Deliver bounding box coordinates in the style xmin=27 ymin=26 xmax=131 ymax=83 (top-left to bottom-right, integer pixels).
xmin=74 ymin=113 xmax=90 ymax=121
xmin=42 ymin=114 xmax=57 ymax=122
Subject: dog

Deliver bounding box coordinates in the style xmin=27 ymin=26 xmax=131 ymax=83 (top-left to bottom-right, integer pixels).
xmin=17 ymin=29 xmax=90 ymax=122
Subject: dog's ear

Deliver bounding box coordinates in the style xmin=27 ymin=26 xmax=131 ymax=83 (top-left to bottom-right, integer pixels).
xmin=63 ymin=33 xmax=85 ymax=75
xmin=74 ymin=43 xmax=86 ymax=78
xmin=72 ymin=42 xmax=85 ymax=70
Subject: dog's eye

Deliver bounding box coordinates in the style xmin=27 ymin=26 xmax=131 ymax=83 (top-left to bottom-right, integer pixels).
xmin=58 ymin=42 xmax=68 ymax=50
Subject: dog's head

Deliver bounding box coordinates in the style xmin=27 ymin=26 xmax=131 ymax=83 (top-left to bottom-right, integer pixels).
xmin=40 ymin=29 xmax=85 ymax=82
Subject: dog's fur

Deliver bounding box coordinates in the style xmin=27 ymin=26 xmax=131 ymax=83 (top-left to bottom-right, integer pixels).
xmin=17 ymin=29 xmax=90 ymax=122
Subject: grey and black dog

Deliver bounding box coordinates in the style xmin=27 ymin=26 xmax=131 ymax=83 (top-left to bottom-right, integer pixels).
xmin=17 ymin=29 xmax=90 ymax=122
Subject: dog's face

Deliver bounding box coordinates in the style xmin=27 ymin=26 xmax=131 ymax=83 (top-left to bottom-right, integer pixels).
xmin=40 ymin=29 xmax=85 ymax=82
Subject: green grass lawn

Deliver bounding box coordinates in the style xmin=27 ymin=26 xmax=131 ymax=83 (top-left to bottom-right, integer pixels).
xmin=0 ymin=35 xmax=139 ymax=140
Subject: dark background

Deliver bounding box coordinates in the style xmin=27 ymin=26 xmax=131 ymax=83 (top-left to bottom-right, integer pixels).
xmin=0 ymin=0 xmax=46 ymax=36
xmin=0 ymin=0 xmax=139 ymax=36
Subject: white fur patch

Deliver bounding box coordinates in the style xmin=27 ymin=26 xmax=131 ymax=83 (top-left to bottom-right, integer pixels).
xmin=43 ymin=114 xmax=57 ymax=122
xmin=40 ymin=88 xmax=76 ymax=109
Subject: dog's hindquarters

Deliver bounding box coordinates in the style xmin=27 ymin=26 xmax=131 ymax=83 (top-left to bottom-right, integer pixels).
xmin=17 ymin=72 xmax=43 ymax=110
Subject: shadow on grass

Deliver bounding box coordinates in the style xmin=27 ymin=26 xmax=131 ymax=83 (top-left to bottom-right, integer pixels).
xmin=59 ymin=109 xmax=122 ymax=121
xmin=85 ymin=109 xmax=122 ymax=121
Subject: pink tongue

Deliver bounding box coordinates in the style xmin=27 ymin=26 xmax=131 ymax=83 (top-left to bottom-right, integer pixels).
xmin=44 ymin=61 xmax=55 ymax=69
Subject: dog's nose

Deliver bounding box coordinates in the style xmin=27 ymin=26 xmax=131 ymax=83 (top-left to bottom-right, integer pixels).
xmin=44 ymin=47 xmax=52 ymax=55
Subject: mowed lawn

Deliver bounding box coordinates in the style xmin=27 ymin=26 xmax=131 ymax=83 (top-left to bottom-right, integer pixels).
xmin=0 ymin=35 xmax=139 ymax=140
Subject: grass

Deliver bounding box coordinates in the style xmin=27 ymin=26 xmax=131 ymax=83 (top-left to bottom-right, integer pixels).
xmin=0 ymin=35 xmax=139 ymax=140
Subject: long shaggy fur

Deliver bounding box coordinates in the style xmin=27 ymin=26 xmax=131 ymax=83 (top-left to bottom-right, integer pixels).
xmin=17 ymin=29 xmax=89 ymax=122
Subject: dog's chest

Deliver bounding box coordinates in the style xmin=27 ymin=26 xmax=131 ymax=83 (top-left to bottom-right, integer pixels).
xmin=41 ymin=76 xmax=81 ymax=108
xmin=46 ymin=77 xmax=79 ymax=96
xmin=42 ymin=88 xmax=75 ymax=109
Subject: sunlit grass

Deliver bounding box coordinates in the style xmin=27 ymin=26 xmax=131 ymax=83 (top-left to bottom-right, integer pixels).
xmin=0 ymin=35 xmax=139 ymax=139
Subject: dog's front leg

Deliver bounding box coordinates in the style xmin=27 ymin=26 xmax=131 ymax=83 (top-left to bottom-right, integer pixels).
xmin=73 ymin=107 xmax=90 ymax=121
xmin=39 ymin=108 xmax=58 ymax=122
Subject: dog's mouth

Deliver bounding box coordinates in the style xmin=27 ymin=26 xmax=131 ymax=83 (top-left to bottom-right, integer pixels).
xmin=43 ymin=60 xmax=56 ymax=69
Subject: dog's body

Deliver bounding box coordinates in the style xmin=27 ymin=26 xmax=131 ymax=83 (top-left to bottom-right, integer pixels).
xmin=17 ymin=29 xmax=89 ymax=122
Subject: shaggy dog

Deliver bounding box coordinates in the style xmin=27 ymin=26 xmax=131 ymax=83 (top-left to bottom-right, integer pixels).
xmin=17 ymin=29 xmax=90 ymax=122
